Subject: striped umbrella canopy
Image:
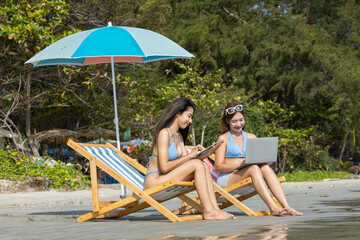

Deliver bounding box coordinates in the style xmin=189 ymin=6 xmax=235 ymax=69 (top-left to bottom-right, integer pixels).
xmin=26 ymin=22 xmax=194 ymax=150
xmin=26 ymin=23 xmax=194 ymax=66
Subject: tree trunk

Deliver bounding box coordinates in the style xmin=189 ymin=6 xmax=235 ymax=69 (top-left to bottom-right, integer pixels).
xmin=339 ymin=130 xmax=348 ymax=161
xmin=25 ymin=65 xmax=39 ymax=156
xmin=200 ymin=121 xmax=208 ymax=146
xmin=191 ymin=125 xmax=196 ymax=145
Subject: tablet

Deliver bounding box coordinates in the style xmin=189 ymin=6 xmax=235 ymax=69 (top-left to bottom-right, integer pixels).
xmin=194 ymin=140 xmax=223 ymax=157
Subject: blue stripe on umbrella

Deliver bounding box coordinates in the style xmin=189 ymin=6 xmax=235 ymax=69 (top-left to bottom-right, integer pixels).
xmin=72 ymin=27 xmax=145 ymax=58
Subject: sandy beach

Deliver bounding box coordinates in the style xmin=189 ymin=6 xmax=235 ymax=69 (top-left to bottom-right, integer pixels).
xmin=1 ymin=179 xmax=360 ymax=240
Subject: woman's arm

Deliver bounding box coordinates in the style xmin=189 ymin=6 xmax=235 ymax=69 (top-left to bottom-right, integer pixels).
xmin=214 ymin=135 xmax=241 ymax=173
xmin=215 ymin=133 xmax=238 ymax=172
xmin=157 ymin=129 xmax=199 ymax=174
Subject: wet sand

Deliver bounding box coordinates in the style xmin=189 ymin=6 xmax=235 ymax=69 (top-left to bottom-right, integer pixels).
xmin=0 ymin=179 xmax=359 ymax=240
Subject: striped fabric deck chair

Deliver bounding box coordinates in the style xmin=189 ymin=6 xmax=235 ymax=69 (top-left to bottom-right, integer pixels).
xmin=67 ymin=140 xmax=204 ymax=222
xmin=175 ymin=146 xmax=286 ymax=216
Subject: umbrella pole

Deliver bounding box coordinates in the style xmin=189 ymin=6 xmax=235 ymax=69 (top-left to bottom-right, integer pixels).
xmin=111 ymin=56 xmax=126 ymax=198
xmin=111 ymin=56 xmax=121 ymax=150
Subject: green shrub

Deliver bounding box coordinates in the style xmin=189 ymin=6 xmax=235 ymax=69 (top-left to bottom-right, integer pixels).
xmin=0 ymin=148 xmax=90 ymax=189
xmin=246 ymin=100 xmax=336 ymax=173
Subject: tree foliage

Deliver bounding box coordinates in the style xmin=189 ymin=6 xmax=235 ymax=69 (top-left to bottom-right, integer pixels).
xmin=1 ymin=0 xmax=359 ymax=172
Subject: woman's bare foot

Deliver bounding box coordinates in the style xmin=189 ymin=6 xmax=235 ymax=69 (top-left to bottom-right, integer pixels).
xmin=270 ymin=207 xmax=288 ymax=216
xmin=286 ymin=207 xmax=303 ymax=216
xmin=223 ymin=210 xmax=238 ymax=219
xmin=203 ymin=210 xmax=236 ymax=220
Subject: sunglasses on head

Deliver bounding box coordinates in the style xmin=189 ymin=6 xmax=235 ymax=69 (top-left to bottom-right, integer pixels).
xmin=225 ymin=105 xmax=243 ymax=115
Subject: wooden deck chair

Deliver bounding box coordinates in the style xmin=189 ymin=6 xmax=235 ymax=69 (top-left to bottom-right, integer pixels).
xmin=174 ymin=146 xmax=286 ymax=216
xmin=67 ymin=140 xmax=205 ymax=222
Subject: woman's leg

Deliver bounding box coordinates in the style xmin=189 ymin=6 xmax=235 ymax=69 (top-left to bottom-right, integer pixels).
xmin=180 ymin=160 xmax=234 ymax=219
xmin=227 ymin=165 xmax=287 ymax=216
xmin=201 ymin=162 xmax=235 ymax=218
xmin=202 ymin=162 xmax=220 ymax=208
xmin=145 ymin=160 xmax=233 ymax=219
xmin=260 ymin=165 xmax=303 ymax=216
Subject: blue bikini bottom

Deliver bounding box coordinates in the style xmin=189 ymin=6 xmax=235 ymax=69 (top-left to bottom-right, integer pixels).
xmin=145 ymin=170 xmax=158 ymax=179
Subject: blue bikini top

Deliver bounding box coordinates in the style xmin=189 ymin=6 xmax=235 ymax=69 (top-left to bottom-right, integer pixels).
xmin=226 ymin=130 xmax=247 ymax=158
xmin=168 ymin=126 xmax=182 ymax=161
xmin=168 ymin=140 xmax=181 ymax=161
xmin=149 ymin=126 xmax=182 ymax=162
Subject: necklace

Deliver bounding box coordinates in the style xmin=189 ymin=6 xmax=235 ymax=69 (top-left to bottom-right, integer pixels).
xmin=168 ymin=126 xmax=180 ymax=141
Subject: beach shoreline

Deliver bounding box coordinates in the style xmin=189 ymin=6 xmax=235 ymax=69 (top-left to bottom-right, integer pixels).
xmin=1 ymin=178 xmax=359 ymax=206
xmin=1 ymin=179 xmax=360 ymax=239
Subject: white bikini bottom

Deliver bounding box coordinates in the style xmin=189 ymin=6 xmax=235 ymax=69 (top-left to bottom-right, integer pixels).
xmin=216 ymin=171 xmax=234 ymax=188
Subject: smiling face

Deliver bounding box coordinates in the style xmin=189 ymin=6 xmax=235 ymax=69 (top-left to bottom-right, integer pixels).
xmin=177 ymin=106 xmax=194 ymax=129
xmin=227 ymin=112 xmax=245 ymax=134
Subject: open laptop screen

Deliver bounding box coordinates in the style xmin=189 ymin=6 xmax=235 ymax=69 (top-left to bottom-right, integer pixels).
xmin=244 ymin=137 xmax=278 ymax=165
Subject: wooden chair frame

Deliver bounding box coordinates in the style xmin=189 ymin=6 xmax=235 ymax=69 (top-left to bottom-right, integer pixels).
xmin=67 ymin=140 xmax=204 ymax=222
xmin=174 ymin=146 xmax=286 ymax=216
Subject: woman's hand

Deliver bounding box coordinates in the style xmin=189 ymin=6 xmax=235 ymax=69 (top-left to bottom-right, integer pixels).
xmin=197 ymin=140 xmax=224 ymax=160
xmin=189 ymin=145 xmax=202 ymax=159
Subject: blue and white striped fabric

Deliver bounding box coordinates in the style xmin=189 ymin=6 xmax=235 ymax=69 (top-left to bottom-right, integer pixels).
xmin=82 ymin=146 xmax=144 ymax=190
xmin=82 ymin=146 xmax=195 ymax=200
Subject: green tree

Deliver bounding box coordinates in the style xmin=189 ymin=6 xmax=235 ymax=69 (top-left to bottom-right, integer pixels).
xmin=0 ymin=0 xmax=74 ymax=155
xmin=123 ymin=62 xmax=245 ymax=146
xmin=1 ymin=0 xmax=359 ymax=169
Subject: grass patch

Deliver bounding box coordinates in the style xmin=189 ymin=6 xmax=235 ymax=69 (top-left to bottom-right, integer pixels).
xmin=277 ymin=170 xmax=352 ymax=182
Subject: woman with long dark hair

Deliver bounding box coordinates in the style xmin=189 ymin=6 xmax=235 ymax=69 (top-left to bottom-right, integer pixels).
xmin=215 ymin=103 xmax=303 ymax=216
xmin=144 ymin=98 xmax=234 ymax=220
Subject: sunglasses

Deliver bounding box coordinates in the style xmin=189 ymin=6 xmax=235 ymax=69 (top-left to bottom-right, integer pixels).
xmin=225 ymin=105 xmax=243 ymax=115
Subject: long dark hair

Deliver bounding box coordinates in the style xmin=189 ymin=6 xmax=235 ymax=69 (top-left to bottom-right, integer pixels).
xmin=221 ymin=103 xmax=245 ymax=134
xmin=153 ymin=98 xmax=196 ymax=148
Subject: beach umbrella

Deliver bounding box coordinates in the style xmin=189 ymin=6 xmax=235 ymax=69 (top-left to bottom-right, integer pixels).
xmin=25 ymin=22 xmax=194 ymax=150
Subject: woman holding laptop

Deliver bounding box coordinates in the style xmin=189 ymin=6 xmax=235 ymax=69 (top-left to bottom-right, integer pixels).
xmin=214 ymin=103 xmax=303 ymax=216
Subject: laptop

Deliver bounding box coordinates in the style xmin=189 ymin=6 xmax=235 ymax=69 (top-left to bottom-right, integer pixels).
xmin=239 ymin=137 xmax=278 ymax=168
